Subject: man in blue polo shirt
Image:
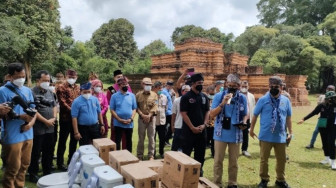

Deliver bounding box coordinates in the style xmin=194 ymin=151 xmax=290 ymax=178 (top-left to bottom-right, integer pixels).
xmin=210 ymin=74 xmax=248 ymax=188
xmin=71 ymin=82 xmax=105 ymax=145
xmin=250 ymin=76 xmax=292 ymax=188
xmin=0 ymin=62 xmax=37 ymax=188
xmin=162 ymin=80 xmax=173 ymax=145
xmin=110 ymin=77 xmax=137 ymax=152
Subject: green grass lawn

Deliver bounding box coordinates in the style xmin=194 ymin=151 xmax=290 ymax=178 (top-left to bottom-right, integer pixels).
xmin=1 ymin=94 xmax=336 ymax=187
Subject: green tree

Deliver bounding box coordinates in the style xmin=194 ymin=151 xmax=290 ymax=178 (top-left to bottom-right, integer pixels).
xmin=140 ymin=40 xmax=171 ymax=59
xmin=91 ymin=18 xmax=137 ymax=67
xmin=250 ymin=49 xmax=281 ymax=73
xmin=0 ymin=0 xmax=61 ymax=86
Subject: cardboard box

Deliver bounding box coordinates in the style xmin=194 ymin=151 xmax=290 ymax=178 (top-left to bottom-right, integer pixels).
xmin=93 ymin=138 xmax=116 ymax=164
xmin=121 ymin=163 xmax=159 ymax=188
xmin=161 ymin=151 xmax=201 ymax=188
xmin=139 ymin=159 xmax=164 ymax=180
xmin=198 ymin=177 xmax=219 ymax=188
xmin=109 ymin=150 xmax=139 ymax=173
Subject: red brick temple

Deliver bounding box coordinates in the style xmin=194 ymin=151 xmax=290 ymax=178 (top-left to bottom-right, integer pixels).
xmin=127 ymin=38 xmax=309 ymax=106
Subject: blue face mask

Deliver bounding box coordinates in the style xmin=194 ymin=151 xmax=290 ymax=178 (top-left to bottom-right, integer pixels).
xmin=208 ymin=95 xmax=214 ymax=100
xmin=158 ymin=91 xmax=162 ymax=95
xmin=220 ymin=87 xmax=224 ymax=92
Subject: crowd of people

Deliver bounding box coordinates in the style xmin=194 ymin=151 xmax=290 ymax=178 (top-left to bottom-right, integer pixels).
xmin=0 ymin=62 xmax=335 ymax=188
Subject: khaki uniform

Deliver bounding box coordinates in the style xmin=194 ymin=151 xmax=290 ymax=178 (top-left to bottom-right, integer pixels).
xmin=136 ymin=90 xmax=158 ymax=159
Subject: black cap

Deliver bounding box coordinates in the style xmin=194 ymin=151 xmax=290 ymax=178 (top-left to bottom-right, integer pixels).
xmin=166 ymin=80 xmax=174 ymax=86
xmin=113 ymin=70 xmax=122 ymax=77
xmin=190 ymin=73 xmax=204 ymax=83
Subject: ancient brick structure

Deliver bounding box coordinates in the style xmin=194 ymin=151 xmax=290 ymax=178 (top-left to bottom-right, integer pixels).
xmin=128 ymin=38 xmax=310 ymax=106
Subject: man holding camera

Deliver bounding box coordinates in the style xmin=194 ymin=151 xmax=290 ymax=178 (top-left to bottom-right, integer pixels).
xmin=210 ymin=74 xmax=248 ymax=188
xmin=28 ymin=70 xmax=57 ymax=182
xmin=250 ymin=76 xmax=292 ymax=188
xmin=0 ymin=63 xmax=37 ymax=188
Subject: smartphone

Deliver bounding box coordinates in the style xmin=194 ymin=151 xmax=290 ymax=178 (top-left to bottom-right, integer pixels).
xmin=187 ymin=68 xmax=194 ymax=72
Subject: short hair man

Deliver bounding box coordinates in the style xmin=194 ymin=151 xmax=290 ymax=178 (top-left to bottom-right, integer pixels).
xmin=180 ymin=73 xmax=210 ymax=176
xmin=162 ymin=81 xmax=173 ymax=145
xmin=250 ymin=76 xmax=292 ymax=188
xmin=171 ymin=84 xmax=190 ymax=151
xmin=240 ymin=80 xmax=256 ymax=157
xmin=0 ymin=62 xmax=37 ymax=188
xmin=136 ymin=78 xmax=158 ymax=160
xmin=210 ymin=74 xmax=248 ymax=187
xmin=110 ymin=77 xmax=137 ymax=152
xmin=71 ymin=82 xmax=105 ymax=145
xmin=56 ymin=69 xmax=80 ymax=170
xmin=28 ymin=70 xmax=57 ymax=182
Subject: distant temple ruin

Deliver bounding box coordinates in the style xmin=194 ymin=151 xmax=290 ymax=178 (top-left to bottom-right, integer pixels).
xmin=127 ymin=38 xmax=310 ymax=106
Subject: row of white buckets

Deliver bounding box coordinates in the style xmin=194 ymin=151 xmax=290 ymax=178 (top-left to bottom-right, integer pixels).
xmin=37 ymin=145 xmax=133 ymax=188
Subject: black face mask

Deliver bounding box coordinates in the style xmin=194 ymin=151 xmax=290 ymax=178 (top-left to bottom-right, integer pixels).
xmin=195 ymin=85 xmax=203 ymax=92
xmin=121 ymin=86 xmax=128 ymax=92
xmin=228 ymin=87 xmax=237 ymax=94
xmin=270 ymin=88 xmax=280 ymax=96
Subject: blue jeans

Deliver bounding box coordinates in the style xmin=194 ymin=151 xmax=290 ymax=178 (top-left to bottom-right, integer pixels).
xmin=309 ymin=124 xmax=319 ymax=146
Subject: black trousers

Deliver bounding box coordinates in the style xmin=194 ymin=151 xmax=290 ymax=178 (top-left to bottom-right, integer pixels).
xmin=57 ymin=121 xmax=78 ymax=166
xmin=241 ymin=120 xmax=251 ymax=151
xmin=171 ymin=128 xmax=183 ymax=151
xmin=182 ymin=128 xmax=207 ymax=175
xmin=52 ymin=120 xmax=58 ymax=157
xmin=319 ymin=124 xmax=336 ymax=159
xmin=155 ymin=125 xmax=166 ymax=156
xmin=206 ymin=126 xmax=214 ymax=156
xmin=115 ymin=126 xmax=133 ymax=152
xmin=28 ymin=133 xmax=54 ymax=175
xmin=78 ymin=124 xmax=102 ymax=146
xmin=164 ymin=115 xmax=172 ymax=143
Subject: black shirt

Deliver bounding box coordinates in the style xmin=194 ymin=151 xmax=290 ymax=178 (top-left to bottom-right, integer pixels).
xmin=303 ymin=102 xmax=336 ymax=127
xmin=180 ymin=90 xmax=209 ymax=131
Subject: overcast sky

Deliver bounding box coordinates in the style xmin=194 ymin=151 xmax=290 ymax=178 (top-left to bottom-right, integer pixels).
xmin=58 ymin=0 xmax=260 ymax=49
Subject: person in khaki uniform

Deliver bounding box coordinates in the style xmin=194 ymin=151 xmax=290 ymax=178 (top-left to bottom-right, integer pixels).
xmin=152 ymin=81 xmax=168 ymax=158
xmin=136 ymin=77 xmax=158 ymax=160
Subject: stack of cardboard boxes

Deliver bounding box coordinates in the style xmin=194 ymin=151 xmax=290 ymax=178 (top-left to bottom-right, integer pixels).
xmin=92 ymin=138 xmax=116 ymax=164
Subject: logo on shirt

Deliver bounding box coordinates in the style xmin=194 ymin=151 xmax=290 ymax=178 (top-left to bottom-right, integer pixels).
xmin=189 ymin=98 xmax=196 ymax=104
xmin=202 ymin=97 xmax=206 ymax=104
xmin=280 ymin=102 xmax=285 ymax=106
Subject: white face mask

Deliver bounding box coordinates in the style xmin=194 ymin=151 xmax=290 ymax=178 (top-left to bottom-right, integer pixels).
xmin=240 ymin=88 xmax=248 ymax=93
xmin=94 ymin=87 xmax=102 ymax=93
xmin=40 ymin=82 xmax=50 ymax=90
xmin=13 ymin=78 xmax=25 ymax=88
xmin=49 ymin=86 xmax=55 ymax=92
xmin=144 ymin=85 xmax=152 ymax=91
xmin=67 ymin=78 xmax=76 ymax=85
xmin=82 ymin=93 xmax=91 ymax=100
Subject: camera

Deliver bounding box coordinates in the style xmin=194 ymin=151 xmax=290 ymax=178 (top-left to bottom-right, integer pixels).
xmin=4 ymin=95 xmax=37 ymax=119
xmin=34 ymin=95 xmax=54 ymax=108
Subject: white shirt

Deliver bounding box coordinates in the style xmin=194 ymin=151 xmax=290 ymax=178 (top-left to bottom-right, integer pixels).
xmin=172 ymin=97 xmax=183 ymax=129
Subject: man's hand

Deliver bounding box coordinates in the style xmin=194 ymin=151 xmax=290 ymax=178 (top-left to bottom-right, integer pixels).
xmin=45 ymin=118 xmax=56 ymax=127
xmin=125 ymin=119 xmax=132 ymax=124
xmin=286 ymin=134 xmax=292 ymax=145
xmin=297 ymin=119 xmax=304 ymax=124
xmin=21 ymin=122 xmax=33 ymax=132
xmin=74 ymin=132 xmax=82 ymax=140
xmin=249 ymin=129 xmax=257 ymax=139
xmin=142 ymin=114 xmax=151 ymax=124
xmin=0 ymin=105 xmax=11 ymax=115
xmin=100 ymin=126 xmax=105 ymax=135
xmin=20 ymin=114 xmax=34 ymax=122
xmin=221 ymin=93 xmax=233 ymax=105
xmin=190 ymin=126 xmax=201 ymax=134
xmin=171 ymin=125 xmax=175 ymax=133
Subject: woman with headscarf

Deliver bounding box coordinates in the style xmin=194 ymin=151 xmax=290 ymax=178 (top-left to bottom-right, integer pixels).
xmin=91 ymin=79 xmax=109 ymax=137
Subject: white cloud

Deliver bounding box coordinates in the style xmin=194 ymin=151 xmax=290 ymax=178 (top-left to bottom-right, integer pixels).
xmin=59 ymin=0 xmax=260 ymax=49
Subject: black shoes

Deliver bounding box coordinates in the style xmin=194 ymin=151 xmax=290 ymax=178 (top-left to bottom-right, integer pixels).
xmin=29 ymin=173 xmax=39 ymax=183
xmin=258 ymin=179 xmax=268 ymax=188
xmin=227 ymin=185 xmax=238 ymax=188
xmin=275 ymin=181 xmax=291 ymax=188
xmin=305 ymin=144 xmax=314 ymax=149
xmin=57 ymin=164 xmax=67 ymax=171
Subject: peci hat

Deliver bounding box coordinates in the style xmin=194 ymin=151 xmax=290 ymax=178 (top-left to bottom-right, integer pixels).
xmin=142 ymin=77 xmax=152 ymax=85
xmin=190 ymin=73 xmax=204 ymax=83
xmin=80 ymin=82 xmax=92 ymax=90
xmin=113 ymin=70 xmax=123 ymax=77
xmin=166 ymin=80 xmax=174 ymax=86
xmin=325 ymin=91 xmax=336 ymax=99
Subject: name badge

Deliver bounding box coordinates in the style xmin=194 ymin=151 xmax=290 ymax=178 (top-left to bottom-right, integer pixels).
xmin=202 ymin=97 xmax=206 ymax=104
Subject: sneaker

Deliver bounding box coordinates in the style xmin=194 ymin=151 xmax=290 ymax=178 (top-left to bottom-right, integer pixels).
xmin=332 ymin=163 xmax=336 ymax=170
xmin=242 ymin=151 xmax=251 ymax=157
xmin=275 ymin=180 xmax=291 ymax=188
xmin=320 ymin=158 xmax=331 ymax=165
xmin=305 ymin=144 xmax=314 ymax=149
xmin=258 ymin=179 xmax=268 ymax=188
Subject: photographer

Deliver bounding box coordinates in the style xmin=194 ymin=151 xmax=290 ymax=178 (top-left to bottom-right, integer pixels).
xmin=210 ymin=74 xmax=248 ymax=188
xmin=0 ymin=62 xmax=37 ymax=188
xmin=28 ymin=70 xmax=56 ymax=182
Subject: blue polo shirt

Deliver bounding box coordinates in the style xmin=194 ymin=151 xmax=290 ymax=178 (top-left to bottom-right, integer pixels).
xmin=162 ymin=88 xmax=172 ymax=116
xmin=71 ymin=95 xmax=101 ymax=125
xmin=212 ymin=91 xmax=247 ymax=143
xmin=0 ymin=82 xmax=35 ymax=144
xmin=254 ymin=93 xmax=292 ymax=143
xmin=110 ymin=91 xmax=137 ymax=128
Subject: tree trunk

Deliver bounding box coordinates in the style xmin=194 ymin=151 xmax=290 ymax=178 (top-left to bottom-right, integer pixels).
xmin=24 ymin=61 xmax=32 ymax=87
